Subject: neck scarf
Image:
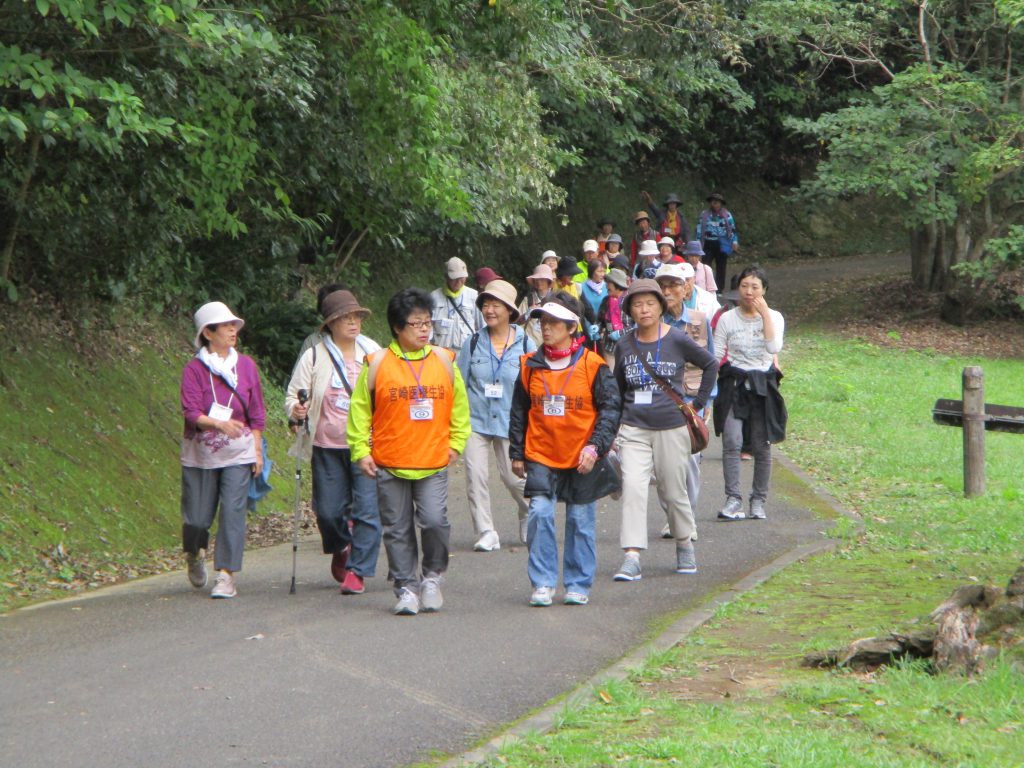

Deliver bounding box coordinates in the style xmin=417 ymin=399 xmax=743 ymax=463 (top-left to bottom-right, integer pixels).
xmin=442 ymin=284 xmax=463 ymax=299
xmin=198 ymin=346 xmax=238 ymax=390
xmin=586 ymin=279 xmax=606 ymax=293
xmin=323 ymin=335 xmax=351 ymax=389
xmin=544 ymin=336 xmax=583 ymax=360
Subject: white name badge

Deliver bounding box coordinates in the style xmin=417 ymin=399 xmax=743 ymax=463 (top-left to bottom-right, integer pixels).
xmin=634 ymin=390 xmax=653 ymax=405
xmin=410 ymin=398 xmax=434 ymax=421
xmin=484 ymin=383 xmax=503 ymax=399
xmin=439 ymin=318 xmax=452 ymax=330
xmin=335 ymin=395 xmax=351 ymax=411
xmin=208 ymin=402 xmax=234 ymax=421
xmin=542 ymin=395 xmax=566 ymax=417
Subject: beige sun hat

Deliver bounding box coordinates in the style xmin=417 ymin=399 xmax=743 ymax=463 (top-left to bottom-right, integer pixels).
xmin=476 ymin=279 xmax=520 ymax=321
xmin=526 ymin=263 xmax=556 ymax=285
xmin=445 ymin=256 xmax=469 ymax=279
xmin=638 ymin=239 xmax=660 ymax=257
xmin=193 ymin=301 xmax=244 ymax=349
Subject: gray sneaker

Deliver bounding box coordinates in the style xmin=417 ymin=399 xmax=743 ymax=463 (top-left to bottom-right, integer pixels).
xmin=675 ymin=544 xmax=698 ymax=574
xmin=420 ymin=575 xmax=443 ymax=612
xmin=613 ymin=554 xmax=642 ymax=582
xmin=186 ymin=552 xmax=207 ymax=588
xmin=750 ymin=499 xmax=767 ymax=519
xmin=393 ymin=588 xmax=420 ymax=616
xmin=717 ymin=496 xmax=745 ymax=521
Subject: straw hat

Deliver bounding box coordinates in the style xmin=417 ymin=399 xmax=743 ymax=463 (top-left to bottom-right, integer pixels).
xmin=193 ymin=301 xmax=244 ymax=349
xmin=476 ymin=279 xmax=520 ymax=321
xmin=633 ymin=210 xmax=651 ymax=223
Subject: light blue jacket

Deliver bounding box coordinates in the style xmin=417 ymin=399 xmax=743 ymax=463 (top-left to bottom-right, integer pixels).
xmin=457 ymin=325 xmax=536 ymax=438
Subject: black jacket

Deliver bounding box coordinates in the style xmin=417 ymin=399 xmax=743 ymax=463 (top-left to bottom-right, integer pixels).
xmin=713 ymin=363 xmax=787 ymax=444
xmin=509 ymin=345 xmax=622 ymax=503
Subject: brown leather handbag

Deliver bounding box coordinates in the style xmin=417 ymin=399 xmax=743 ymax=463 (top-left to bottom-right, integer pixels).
xmin=629 ymin=335 xmax=710 ymax=454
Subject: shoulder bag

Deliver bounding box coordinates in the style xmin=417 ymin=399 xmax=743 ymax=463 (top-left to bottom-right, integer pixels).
xmin=628 ymin=333 xmax=709 ymax=454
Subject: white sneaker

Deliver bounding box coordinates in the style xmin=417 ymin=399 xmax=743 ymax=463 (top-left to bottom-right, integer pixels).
xmin=393 ymin=588 xmax=420 ymax=616
xmin=529 ymin=586 xmax=554 ymax=607
xmin=717 ymin=497 xmax=745 ymax=521
xmin=750 ymin=499 xmax=767 ymax=519
xmin=210 ymin=570 xmax=236 ymax=599
xmin=473 ymin=530 xmax=500 ymax=552
xmin=420 ymin=575 xmax=443 ymax=612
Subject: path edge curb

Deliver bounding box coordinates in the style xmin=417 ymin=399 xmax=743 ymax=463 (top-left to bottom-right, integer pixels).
xmin=439 ymin=450 xmax=864 ymax=768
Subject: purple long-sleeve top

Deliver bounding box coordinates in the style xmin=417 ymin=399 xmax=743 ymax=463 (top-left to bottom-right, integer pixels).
xmin=181 ymin=354 xmax=267 ymax=439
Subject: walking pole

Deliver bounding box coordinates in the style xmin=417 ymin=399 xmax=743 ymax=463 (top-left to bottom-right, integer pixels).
xmin=289 ymin=389 xmax=309 ymax=595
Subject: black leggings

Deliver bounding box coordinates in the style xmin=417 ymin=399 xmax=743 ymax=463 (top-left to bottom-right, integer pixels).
xmin=702 ymin=238 xmax=729 ymax=292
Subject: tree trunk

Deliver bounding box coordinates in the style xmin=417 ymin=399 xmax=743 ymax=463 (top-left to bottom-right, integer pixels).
xmin=0 ymin=132 xmax=42 ymax=286
xmin=909 ymin=224 xmax=937 ymax=290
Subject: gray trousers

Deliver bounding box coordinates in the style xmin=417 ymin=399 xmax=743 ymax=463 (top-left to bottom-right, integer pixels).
xmin=722 ymin=400 xmax=772 ymax=502
xmin=181 ymin=464 xmax=251 ymax=572
xmin=376 ymin=469 xmax=450 ymax=594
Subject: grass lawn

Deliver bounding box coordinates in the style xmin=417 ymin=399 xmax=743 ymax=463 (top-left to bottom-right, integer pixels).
xmin=480 ymin=332 xmax=1024 ymax=767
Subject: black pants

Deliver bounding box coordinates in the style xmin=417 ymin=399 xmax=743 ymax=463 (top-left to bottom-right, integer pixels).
xmin=702 ymin=238 xmax=729 ymax=292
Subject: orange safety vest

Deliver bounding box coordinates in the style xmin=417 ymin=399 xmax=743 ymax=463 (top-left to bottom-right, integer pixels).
xmin=520 ymin=349 xmax=604 ymax=469
xmin=371 ymin=347 xmax=455 ymax=470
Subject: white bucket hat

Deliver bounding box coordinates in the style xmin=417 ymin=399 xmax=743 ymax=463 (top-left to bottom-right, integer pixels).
xmin=528 ymin=301 xmax=579 ymax=325
xmin=193 ymin=301 xmax=244 ymax=349
xmin=638 ymin=239 xmax=660 ymax=258
xmin=657 ymin=236 xmax=676 ymax=248
xmin=539 ymin=249 xmax=558 ymax=264
xmin=655 ymin=262 xmax=695 ymax=283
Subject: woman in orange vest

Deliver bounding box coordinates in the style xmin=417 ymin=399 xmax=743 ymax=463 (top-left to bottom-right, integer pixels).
xmin=509 ymin=293 xmax=621 ymax=607
xmin=348 ymin=288 xmax=471 ymax=617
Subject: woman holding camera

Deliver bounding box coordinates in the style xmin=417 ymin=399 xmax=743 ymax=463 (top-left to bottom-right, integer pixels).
xmin=180 ymin=302 xmax=267 ymax=599
xmin=285 ymin=290 xmax=383 ymax=596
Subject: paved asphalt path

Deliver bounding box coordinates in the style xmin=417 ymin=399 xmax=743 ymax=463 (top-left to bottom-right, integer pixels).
xmin=1 ymin=442 xmax=826 ymax=768
xmin=2 ymin=259 xmax=894 ymax=768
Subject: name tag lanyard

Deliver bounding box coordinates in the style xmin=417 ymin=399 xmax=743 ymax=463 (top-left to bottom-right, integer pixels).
xmin=400 ymin=350 xmax=428 ymax=399
xmin=209 ymin=371 xmax=236 ymax=411
xmin=487 ymin=328 xmax=515 ymax=386
xmin=639 ymin=327 xmax=663 ymax=388
xmin=540 ymin=353 xmax=581 ymax=403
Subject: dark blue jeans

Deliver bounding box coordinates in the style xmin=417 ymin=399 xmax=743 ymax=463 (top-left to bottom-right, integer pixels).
xmin=311 ymin=446 xmax=381 ymax=577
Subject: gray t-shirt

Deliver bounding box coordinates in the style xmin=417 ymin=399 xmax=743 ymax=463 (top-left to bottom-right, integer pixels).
xmin=614 ymin=327 xmax=716 ymax=430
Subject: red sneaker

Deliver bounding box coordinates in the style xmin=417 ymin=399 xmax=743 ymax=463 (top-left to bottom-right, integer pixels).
xmin=330 ymin=545 xmax=352 ymax=583
xmin=340 ymin=570 xmax=365 ymax=595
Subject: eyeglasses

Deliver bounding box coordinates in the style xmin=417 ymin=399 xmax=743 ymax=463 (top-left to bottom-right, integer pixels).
xmin=404 ymin=320 xmax=433 ymax=329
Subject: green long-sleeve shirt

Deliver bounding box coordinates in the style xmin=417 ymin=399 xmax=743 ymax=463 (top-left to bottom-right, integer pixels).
xmin=347 ymin=341 xmax=471 ymax=480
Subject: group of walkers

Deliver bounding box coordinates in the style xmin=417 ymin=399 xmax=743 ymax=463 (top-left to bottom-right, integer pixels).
xmin=176 ymin=190 xmax=786 ymax=615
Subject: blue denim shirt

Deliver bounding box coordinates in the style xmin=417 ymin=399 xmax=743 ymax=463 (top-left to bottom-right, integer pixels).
xmin=457 ymin=325 xmax=536 ymax=438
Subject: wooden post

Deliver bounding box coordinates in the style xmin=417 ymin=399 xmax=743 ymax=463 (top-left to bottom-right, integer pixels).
xmin=962 ymin=366 xmax=985 ymax=497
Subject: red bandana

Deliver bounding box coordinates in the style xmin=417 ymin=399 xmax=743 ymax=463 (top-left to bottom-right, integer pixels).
xmin=544 ymin=336 xmax=583 ymax=360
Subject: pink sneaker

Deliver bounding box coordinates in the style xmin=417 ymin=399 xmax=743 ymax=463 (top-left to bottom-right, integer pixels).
xmin=340 ymin=571 xmax=365 ymax=595
xmin=210 ymin=570 xmax=236 ymax=599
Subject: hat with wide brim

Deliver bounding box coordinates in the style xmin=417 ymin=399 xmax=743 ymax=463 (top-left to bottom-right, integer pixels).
xmin=605 ymin=268 xmax=629 ymax=290
xmin=622 ymin=278 xmax=668 ymax=317
xmin=663 ymin=193 xmax=682 ymax=206
xmin=320 ymin=289 xmax=371 ymax=331
xmin=475 ymin=266 xmax=502 ymax=286
xmin=556 ymin=256 xmax=584 ymax=278
xmin=633 ymin=210 xmax=651 ymax=223
xmin=682 ymin=240 xmax=705 ymax=257
xmin=526 ymin=263 xmax=556 ymax=285
xmin=539 ymin=249 xmax=558 ymax=265
xmin=528 ymin=301 xmax=579 ymax=325
xmin=638 ymin=239 xmax=660 ymax=258
xmin=605 ymin=233 xmax=623 ymax=245
xmin=193 ymin=301 xmax=244 ymax=349
xmin=706 ymin=192 xmax=726 ymax=204
xmin=610 ymin=255 xmax=630 ymax=273
xmin=476 ymin=279 xmax=520 ymax=321
xmin=597 ymin=217 xmax=615 ymax=228
xmin=657 ymin=236 xmax=676 ymax=248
